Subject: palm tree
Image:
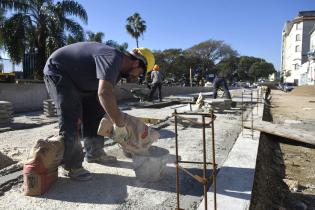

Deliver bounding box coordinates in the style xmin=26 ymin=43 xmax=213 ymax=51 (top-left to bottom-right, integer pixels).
xmin=105 ymin=40 xmax=128 ymax=52
xmin=86 ymin=31 xmax=104 ymax=43
xmin=0 ymin=8 xmax=5 ymax=49
xmin=125 ymin=12 xmax=146 ymax=48
xmin=0 ymin=0 xmax=87 ymax=79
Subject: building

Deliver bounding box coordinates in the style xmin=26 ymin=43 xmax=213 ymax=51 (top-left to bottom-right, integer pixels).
xmin=269 ymin=71 xmax=280 ymax=81
xmin=281 ymin=11 xmax=315 ymax=85
xmin=300 ymin=27 xmax=315 ymax=85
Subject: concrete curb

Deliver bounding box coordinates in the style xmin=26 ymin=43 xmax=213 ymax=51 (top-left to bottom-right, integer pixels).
xmin=198 ymin=98 xmax=264 ymax=210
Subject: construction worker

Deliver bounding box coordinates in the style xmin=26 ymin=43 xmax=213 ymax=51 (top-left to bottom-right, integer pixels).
xmin=212 ymin=71 xmax=232 ymax=99
xmin=43 ymin=42 xmax=155 ymax=181
xmin=149 ymin=64 xmax=163 ymax=102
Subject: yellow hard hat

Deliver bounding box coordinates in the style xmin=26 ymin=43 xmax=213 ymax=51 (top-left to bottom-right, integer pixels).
xmin=153 ymin=64 xmax=160 ymax=71
xmin=130 ymin=48 xmax=155 ymax=71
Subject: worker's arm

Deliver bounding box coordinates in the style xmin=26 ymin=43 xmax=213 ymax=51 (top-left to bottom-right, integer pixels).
xmin=98 ymin=79 xmax=124 ymax=126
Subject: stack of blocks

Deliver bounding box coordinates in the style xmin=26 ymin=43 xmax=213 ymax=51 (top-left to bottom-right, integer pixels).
xmin=43 ymin=99 xmax=57 ymax=117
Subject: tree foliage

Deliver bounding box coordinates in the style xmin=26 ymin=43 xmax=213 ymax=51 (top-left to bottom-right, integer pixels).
xmin=153 ymin=48 xmax=215 ymax=84
xmin=249 ymin=61 xmax=275 ymax=82
xmin=105 ymin=40 xmax=128 ymax=52
xmin=216 ymin=56 xmax=240 ymax=82
xmin=154 ymin=46 xmax=275 ymax=85
xmin=86 ymin=31 xmax=104 ymax=43
xmin=125 ymin=12 xmax=146 ymax=48
xmin=0 ymin=0 xmax=87 ymax=78
xmin=186 ymin=39 xmax=239 ymax=64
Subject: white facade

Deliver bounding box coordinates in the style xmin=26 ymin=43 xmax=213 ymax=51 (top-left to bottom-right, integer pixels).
xmin=281 ymin=11 xmax=315 ymax=85
xmin=301 ymin=28 xmax=315 ymax=85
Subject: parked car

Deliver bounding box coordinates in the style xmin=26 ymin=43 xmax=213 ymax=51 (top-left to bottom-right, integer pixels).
xmin=282 ymin=82 xmax=296 ymax=92
xmin=278 ymin=83 xmax=284 ymax=90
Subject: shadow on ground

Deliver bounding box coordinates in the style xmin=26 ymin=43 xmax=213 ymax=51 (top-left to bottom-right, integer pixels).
xmin=42 ymin=158 xmax=212 ymax=204
xmin=42 ymin=159 xmax=257 ymax=205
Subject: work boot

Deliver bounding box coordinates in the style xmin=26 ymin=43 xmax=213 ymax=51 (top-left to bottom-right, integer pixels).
xmin=63 ymin=167 xmax=92 ymax=181
xmin=86 ymin=154 xmax=117 ymax=164
xmin=123 ymin=149 xmax=133 ymax=158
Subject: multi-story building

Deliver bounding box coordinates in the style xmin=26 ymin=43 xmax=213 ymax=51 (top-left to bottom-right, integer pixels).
xmin=300 ymin=27 xmax=315 ymax=85
xmin=281 ymin=11 xmax=315 ymax=85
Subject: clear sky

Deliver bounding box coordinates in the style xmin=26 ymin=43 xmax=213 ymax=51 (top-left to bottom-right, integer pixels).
xmin=75 ymin=0 xmax=314 ymax=71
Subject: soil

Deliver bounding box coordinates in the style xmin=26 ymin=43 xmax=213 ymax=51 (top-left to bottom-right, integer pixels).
xmin=250 ymin=88 xmax=315 ymax=210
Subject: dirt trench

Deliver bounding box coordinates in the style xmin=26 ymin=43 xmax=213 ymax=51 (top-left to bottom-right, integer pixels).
xmin=250 ymin=97 xmax=315 ymax=210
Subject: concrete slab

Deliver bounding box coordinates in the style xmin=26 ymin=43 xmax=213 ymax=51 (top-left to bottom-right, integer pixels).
xmin=0 ymin=88 xmax=253 ymax=210
xmin=197 ymin=99 xmax=263 ymax=210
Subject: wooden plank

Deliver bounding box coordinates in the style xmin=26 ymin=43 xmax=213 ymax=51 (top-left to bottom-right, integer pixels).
xmin=244 ymin=120 xmax=315 ymax=146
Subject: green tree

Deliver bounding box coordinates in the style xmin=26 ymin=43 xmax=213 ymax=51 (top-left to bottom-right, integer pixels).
xmin=66 ymin=33 xmax=85 ymax=45
xmin=237 ymin=56 xmax=262 ymax=81
xmin=186 ymin=39 xmax=238 ymax=64
xmin=0 ymin=8 xmax=5 ymax=49
xmin=0 ymin=0 xmax=87 ymax=79
xmin=86 ymin=31 xmax=104 ymax=43
xmin=125 ymin=12 xmax=146 ymax=48
xmin=153 ymin=48 xmax=212 ymax=83
xmin=216 ymin=56 xmax=240 ymax=82
xmin=105 ymin=40 xmax=128 ymax=51
xmin=249 ymin=61 xmax=275 ymax=82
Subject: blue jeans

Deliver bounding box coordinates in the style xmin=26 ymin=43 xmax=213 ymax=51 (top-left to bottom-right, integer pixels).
xmin=44 ymin=70 xmax=105 ymax=169
xmin=213 ymin=77 xmax=231 ymax=99
xmin=149 ymin=82 xmax=162 ymax=101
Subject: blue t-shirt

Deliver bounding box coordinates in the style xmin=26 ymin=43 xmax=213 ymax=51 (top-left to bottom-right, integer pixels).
xmin=44 ymin=42 xmax=123 ymax=91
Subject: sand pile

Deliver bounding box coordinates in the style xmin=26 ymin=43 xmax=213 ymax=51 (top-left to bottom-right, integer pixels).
xmin=0 ymin=152 xmax=16 ymax=170
xmin=289 ymin=85 xmax=315 ymax=97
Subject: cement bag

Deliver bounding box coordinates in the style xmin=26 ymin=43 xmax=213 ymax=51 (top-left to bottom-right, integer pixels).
xmin=97 ymin=113 xmax=160 ymax=155
xmin=23 ymin=136 xmax=64 ymax=196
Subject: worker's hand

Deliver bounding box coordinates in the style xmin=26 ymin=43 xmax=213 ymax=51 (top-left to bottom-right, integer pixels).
xmin=113 ymin=124 xmax=129 ymax=143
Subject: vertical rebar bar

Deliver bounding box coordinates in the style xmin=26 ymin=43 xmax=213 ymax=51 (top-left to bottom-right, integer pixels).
xmin=174 ymin=110 xmax=180 ymax=210
xmin=241 ymin=91 xmax=244 ymax=136
xmin=211 ymin=110 xmax=217 ymax=210
xmin=202 ymin=115 xmax=208 ymax=210
xmin=251 ymin=90 xmax=253 ymax=139
xmin=257 ymin=89 xmax=259 ymax=115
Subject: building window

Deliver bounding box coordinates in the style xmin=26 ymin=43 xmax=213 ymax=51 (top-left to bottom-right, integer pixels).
xmin=295 ymin=45 xmax=301 ymax=52
xmin=296 ymin=22 xmax=302 ymax=30
xmin=296 ymin=34 xmax=301 ymax=41
xmin=294 ymin=64 xmax=299 ymax=70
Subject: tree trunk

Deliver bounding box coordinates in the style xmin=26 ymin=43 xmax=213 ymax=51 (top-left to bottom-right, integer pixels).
xmin=34 ymin=23 xmax=47 ymax=80
xmin=136 ymin=37 xmax=139 ymax=48
xmin=35 ymin=45 xmax=46 ymax=80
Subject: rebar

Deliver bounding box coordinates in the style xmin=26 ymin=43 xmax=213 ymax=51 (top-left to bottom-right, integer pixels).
xmin=257 ymin=89 xmax=259 ymax=115
xmin=174 ymin=110 xmax=217 ymax=210
xmin=202 ymin=115 xmax=208 ymax=210
xmin=174 ymin=109 xmax=180 ymax=210
xmin=251 ymin=90 xmax=253 ymax=139
xmin=211 ymin=110 xmax=217 ymax=210
xmin=241 ymin=91 xmax=244 ymax=136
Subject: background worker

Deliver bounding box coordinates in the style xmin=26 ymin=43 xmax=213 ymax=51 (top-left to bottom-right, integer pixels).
xmin=148 ymin=64 xmax=163 ymax=102
xmin=44 ymin=42 xmax=155 ymax=181
xmin=212 ymin=71 xmax=232 ymax=99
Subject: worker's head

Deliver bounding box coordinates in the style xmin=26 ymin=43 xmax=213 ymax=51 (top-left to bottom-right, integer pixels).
xmin=127 ymin=48 xmax=155 ymax=79
xmin=153 ymin=64 xmax=160 ymax=71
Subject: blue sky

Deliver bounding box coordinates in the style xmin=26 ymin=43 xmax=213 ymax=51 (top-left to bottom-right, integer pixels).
xmin=76 ymin=0 xmax=314 ymax=70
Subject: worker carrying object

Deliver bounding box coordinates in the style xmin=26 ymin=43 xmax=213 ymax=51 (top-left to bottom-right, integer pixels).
xmin=43 ymin=42 xmax=155 ymax=181
xmin=149 ymin=64 xmax=163 ymax=101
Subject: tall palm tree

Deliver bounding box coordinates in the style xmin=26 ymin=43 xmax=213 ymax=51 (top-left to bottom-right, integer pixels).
xmin=86 ymin=31 xmax=104 ymax=43
xmin=125 ymin=12 xmax=146 ymax=48
xmin=0 ymin=0 xmax=87 ymax=79
xmin=0 ymin=8 xmax=5 ymax=49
